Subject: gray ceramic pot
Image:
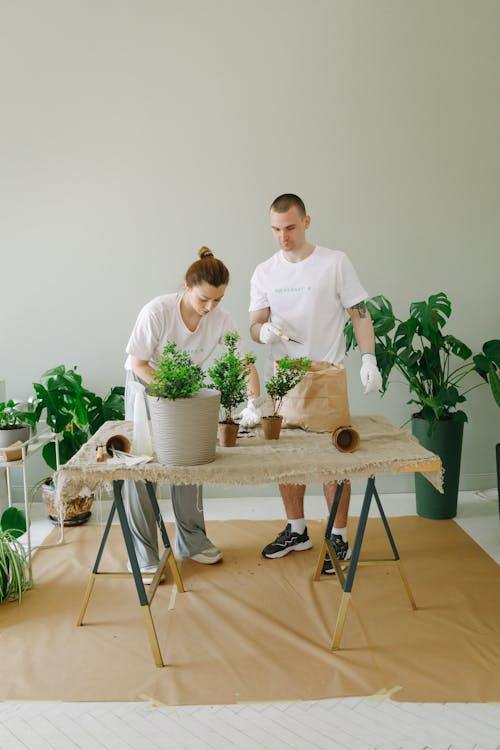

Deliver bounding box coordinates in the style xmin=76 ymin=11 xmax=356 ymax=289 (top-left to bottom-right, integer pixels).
xmin=147 ymin=388 xmax=221 ymax=466
xmin=0 ymin=425 xmax=30 ymax=450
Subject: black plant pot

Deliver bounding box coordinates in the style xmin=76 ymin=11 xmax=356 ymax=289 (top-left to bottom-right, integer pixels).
xmin=412 ymin=416 xmax=464 ymax=519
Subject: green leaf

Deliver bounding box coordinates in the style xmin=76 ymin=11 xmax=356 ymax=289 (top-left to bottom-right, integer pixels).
xmin=366 ymin=295 xmax=396 ymax=336
xmin=393 ymin=319 xmax=418 ymax=355
xmin=410 ymin=292 xmax=451 ymax=339
xmin=449 ymin=410 xmax=468 ymax=424
xmin=488 ymin=363 xmax=500 ymax=407
xmin=42 ymin=442 xmax=57 ymax=471
xmin=374 ymin=344 xmax=395 ymax=392
xmin=483 ymin=339 xmax=500 ymax=366
xmin=472 ymin=353 xmax=490 ymax=380
xmin=442 ymin=335 xmax=472 ymax=361
xmin=1 ymin=507 xmax=27 ymax=537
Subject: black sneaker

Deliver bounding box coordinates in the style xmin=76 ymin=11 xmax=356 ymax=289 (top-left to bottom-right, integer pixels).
xmin=262 ymin=523 xmax=313 ymax=558
xmin=321 ymin=534 xmax=351 ymax=574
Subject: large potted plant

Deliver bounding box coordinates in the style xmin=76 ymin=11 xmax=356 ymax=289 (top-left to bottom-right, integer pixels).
xmin=146 ymin=342 xmax=221 ymax=465
xmin=30 ymin=365 xmax=125 ymax=524
xmin=263 ymin=356 xmax=310 ymax=440
xmin=0 ymin=507 xmax=29 ymax=604
xmin=345 ymin=292 xmax=500 ymax=518
xmin=207 ymin=331 xmax=257 ymax=447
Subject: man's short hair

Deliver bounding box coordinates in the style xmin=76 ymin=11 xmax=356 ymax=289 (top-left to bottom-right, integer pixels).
xmin=270 ymin=193 xmax=306 ymax=217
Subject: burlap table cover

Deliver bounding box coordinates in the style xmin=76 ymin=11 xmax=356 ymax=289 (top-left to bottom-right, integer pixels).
xmin=54 ymin=415 xmax=442 ymax=507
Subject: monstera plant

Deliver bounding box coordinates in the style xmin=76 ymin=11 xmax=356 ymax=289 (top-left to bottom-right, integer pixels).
xmin=345 ymin=292 xmax=500 ymax=518
xmin=30 ymin=365 xmax=125 ymax=524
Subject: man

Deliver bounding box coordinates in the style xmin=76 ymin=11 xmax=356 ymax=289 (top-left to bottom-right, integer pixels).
xmin=248 ymin=193 xmax=382 ymax=573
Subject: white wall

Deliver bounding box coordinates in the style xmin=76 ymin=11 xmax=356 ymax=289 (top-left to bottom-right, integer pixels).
xmin=1 ymin=0 xmax=499 ymax=497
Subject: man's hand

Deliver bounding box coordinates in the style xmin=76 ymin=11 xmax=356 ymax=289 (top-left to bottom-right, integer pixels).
xmin=360 ymin=353 xmax=382 ymax=394
xmin=259 ymin=322 xmax=285 ymax=344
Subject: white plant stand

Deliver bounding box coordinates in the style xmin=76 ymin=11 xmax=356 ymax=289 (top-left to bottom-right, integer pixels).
xmin=1 ymin=426 xmax=63 ymax=584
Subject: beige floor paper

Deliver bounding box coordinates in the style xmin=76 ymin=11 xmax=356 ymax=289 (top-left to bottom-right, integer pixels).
xmin=1 ymin=518 xmax=498 ymax=705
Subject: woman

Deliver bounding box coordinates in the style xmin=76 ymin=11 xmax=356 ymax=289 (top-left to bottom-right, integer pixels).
xmin=124 ymin=247 xmax=260 ymax=573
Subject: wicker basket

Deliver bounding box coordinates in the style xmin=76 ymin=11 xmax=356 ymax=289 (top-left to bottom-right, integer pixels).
xmin=41 ymin=480 xmax=94 ymax=526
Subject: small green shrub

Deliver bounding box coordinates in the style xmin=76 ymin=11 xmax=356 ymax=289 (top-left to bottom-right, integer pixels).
xmin=207 ymin=332 xmax=256 ymax=423
xmin=265 ymin=356 xmax=310 ymax=417
xmin=148 ymin=342 xmax=206 ymax=400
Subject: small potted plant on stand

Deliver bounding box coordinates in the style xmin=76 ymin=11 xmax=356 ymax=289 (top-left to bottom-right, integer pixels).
xmin=0 ymin=400 xmax=36 ymax=457
xmin=207 ymin=332 xmax=257 ymax=447
xmin=30 ymin=365 xmax=125 ymax=525
xmin=146 ymin=342 xmax=221 ymax=465
xmin=345 ymin=292 xmax=500 ymax=518
xmin=263 ymin=356 xmax=310 ymax=440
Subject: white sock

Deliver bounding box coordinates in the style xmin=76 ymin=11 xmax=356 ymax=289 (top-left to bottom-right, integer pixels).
xmin=332 ymin=526 xmax=347 ymax=542
xmin=290 ymin=518 xmax=306 ymax=534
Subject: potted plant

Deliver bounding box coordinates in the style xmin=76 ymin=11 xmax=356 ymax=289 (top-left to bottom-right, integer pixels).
xmin=207 ymin=332 xmax=257 ymax=447
xmin=0 ymin=507 xmax=29 ymax=604
xmin=345 ymin=292 xmax=500 ymax=518
xmin=30 ymin=365 xmax=125 ymax=525
xmin=263 ymin=356 xmax=311 ymax=439
xmin=146 ymin=342 xmax=221 ymax=465
xmin=0 ymin=400 xmax=37 ymax=455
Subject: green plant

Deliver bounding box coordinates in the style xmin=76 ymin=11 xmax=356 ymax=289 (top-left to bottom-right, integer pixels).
xmin=345 ymin=292 xmax=500 ymax=430
xmin=148 ymin=342 xmax=206 ymax=400
xmin=0 ymin=400 xmax=37 ymax=430
xmin=0 ymin=507 xmax=29 ymax=604
xmin=265 ymin=356 xmax=311 ymax=417
xmin=207 ymin=332 xmax=256 ymax=423
xmin=31 ymin=365 xmax=125 ymax=470
xmin=1 ymin=507 xmax=27 ymax=538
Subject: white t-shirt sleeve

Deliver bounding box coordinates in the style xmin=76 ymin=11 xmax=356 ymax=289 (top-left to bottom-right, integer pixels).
xmin=249 ymin=266 xmax=269 ymax=312
xmin=337 ymin=254 xmax=369 ymax=310
xmin=126 ymin=301 xmax=164 ymax=362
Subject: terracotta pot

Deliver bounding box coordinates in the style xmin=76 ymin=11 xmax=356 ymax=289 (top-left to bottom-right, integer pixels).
xmin=218 ymin=422 xmax=239 ymax=447
xmin=262 ymin=415 xmax=283 ymax=440
xmin=331 ymin=425 xmax=360 ymax=453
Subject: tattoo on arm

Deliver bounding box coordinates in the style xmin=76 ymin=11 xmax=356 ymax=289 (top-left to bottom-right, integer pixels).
xmin=352 ymin=301 xmax=367 ymax=319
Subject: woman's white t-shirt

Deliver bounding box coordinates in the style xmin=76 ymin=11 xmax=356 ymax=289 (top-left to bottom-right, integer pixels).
xmin=249 ymin=246 xmax=368 ymax=363
xmin=125 ymin=293 xmax=238 ymax=369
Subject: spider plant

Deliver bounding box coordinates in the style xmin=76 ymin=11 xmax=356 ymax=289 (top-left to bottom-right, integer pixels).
xmin=0 ymin=508 xmax=29 ymax=604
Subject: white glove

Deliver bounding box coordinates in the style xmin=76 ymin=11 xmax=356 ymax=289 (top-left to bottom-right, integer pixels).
xmin=360 ymin=353 xmax=382 ymax=394
xmin=259 ymin=322 xmax=284 ymax=344
xmin=237 ymin=396 xmax=265 ymax=428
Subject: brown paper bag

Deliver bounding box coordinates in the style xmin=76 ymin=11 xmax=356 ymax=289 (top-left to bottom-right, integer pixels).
xmin=280 ymin=361 xmax=351 ymax=433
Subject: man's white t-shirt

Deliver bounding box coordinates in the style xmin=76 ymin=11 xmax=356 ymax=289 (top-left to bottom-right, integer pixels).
xmin=125 ymin=293 xmax=238 ymax=370
xmin=249 ymin=246 xmax=368 ymax=363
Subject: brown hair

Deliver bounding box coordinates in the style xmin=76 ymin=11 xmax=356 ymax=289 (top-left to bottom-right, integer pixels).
xmin=185 ymin=246 xmax=230 ymax=288
xmin=270 ymin=193 xmax=307 ymax=217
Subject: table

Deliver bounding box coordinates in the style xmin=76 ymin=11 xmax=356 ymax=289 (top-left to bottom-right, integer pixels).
xmin=54 ymin=415 xmax=442 ymax=667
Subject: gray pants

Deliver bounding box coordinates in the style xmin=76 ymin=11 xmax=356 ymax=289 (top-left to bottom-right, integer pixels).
xmin=123 ymin=480 xmax=209 ymax=565
xmin=124 ymin=370 xmax=210 ymax=566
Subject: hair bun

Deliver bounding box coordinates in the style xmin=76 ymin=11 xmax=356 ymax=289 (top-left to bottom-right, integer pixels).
xmin=198 ymin=246 xmax=214 ymax=259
